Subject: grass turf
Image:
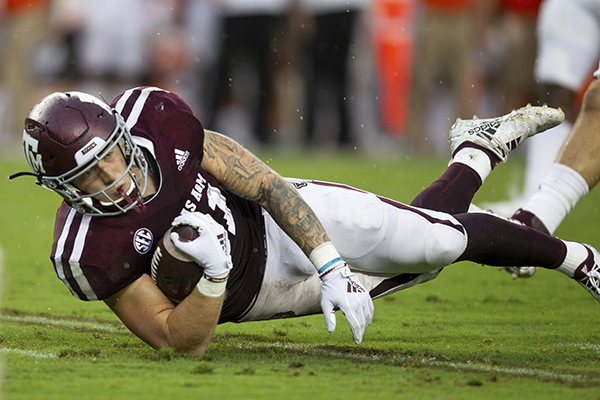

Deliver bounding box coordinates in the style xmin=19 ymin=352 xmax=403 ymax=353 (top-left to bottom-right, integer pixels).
xmin=1 ymin=149 xmax=600 ymax=399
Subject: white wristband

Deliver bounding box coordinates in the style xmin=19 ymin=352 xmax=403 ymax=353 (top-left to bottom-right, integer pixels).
xmin=309 ymin=242 xmax=345 ymax=278
xmin=196 ymin=272 xmax=229 ymax=297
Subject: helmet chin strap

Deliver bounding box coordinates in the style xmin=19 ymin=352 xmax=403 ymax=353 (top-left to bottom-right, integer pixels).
xmin=117 ymin=185 xmax=146 ymax=214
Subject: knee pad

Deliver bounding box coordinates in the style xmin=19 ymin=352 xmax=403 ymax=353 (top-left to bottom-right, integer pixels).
xmin=424 ymin=223 xmax=467 ymax=267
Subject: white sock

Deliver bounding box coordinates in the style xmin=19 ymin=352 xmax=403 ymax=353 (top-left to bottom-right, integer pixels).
xmin=449 ymin=147 xmax=493 ymax=183
xmin=556 ymin=241 xmax=589 ymax=278
xmin=523 ymin=121 xmax=572 ymax=199
xmin=521 ymin=163 xmax=589 ymax=234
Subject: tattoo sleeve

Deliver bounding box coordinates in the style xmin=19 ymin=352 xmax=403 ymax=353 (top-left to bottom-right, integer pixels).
xmin=201 ymin=130 xmax=329 ymax=256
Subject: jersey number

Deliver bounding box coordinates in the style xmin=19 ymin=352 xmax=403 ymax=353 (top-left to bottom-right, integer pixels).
xmin=184 ymin=173 xmax=236 ymax=235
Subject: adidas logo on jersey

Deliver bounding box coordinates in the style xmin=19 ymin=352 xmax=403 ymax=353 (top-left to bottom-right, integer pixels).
xmin=175 ymin=148 xmax=190 ymax=171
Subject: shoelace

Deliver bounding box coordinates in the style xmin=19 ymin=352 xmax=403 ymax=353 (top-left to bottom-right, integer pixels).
xmin=585 ymin=268 xmax=600 ymax=292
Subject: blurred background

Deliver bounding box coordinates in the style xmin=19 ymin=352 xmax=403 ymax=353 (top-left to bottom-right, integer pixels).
xmin=0 ymin=0 xmax=561 ymax=159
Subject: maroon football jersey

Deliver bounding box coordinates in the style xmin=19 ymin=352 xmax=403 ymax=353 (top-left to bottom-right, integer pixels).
xmin=50 ymin=87 xmax=266 ymax=323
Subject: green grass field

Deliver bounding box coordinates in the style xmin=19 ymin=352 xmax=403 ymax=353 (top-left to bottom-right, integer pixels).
xmin=1 ymin=149 xmax=600 ymax=399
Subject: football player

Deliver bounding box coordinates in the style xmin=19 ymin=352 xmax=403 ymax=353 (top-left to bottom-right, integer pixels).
xmin=473 ymin=0 xmax=600 ymax=279
xmin=10 ymin=87 xmax=600 ymax=355
xmin=519 ymin=0 xmax=600 ymax=203
xmin=505 ymin=0 xmax=600 ymax=276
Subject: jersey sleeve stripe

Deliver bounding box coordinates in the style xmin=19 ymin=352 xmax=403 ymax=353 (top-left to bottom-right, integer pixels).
xmin=114 ymin=86 xmax=163 ymax=128
xmin=53 ymin=208 xmax=80 ymax=299
xmin=69 ymin=215 xmax=98 ymax=301
xmin=114 ymin=88 xmax=139 ymax=117
xmin=53 ymin=209 xmax=98 ymax=301
xmin=132 ymin=136 xmax=156 ymax=158
xmin=125 ymin=87 xmax=162 ymax=128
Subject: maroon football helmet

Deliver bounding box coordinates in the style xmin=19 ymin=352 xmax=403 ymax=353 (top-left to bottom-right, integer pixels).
xmin=10 ymin=91 xmax=149 ymax=216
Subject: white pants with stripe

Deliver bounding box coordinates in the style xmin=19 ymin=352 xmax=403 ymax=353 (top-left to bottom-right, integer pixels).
xmin=239 ymin=180 xmax=468 ymax=322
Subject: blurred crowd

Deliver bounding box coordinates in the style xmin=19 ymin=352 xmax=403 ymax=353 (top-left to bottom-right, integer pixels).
xmin=0 ymin=0 xmax=548 ymax=154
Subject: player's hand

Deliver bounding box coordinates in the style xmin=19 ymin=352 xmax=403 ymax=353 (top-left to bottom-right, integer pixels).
xmin=170 ymin=212 xmax=233 ymax=278
xmin=320 ymin=264 xmax=374 ymax=344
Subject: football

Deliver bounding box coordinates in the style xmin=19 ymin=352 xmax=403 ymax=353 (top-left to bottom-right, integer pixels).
xmin=150 ymin=225 xmax=203 ymax=303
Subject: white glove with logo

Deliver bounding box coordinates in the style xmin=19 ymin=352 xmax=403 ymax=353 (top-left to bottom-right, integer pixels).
xmin=170 ymin=212 xmax=233 ymax=278
xmin=320 ymin=262 xmax=374 ymax=345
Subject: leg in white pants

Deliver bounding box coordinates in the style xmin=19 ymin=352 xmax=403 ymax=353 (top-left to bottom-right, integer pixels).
xmin=240 ymin=180 xmax=468 ymax=322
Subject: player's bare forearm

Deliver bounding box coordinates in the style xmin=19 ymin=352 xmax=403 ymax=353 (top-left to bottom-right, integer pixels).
xmin=163 ymin=288 xmax=224 ymax=354
xmin=105 ymin=274 xmax=223 ymax=355
xmin=201 ymin=130 xmax=329 ymax=255
xmin=258 ymin=172 xmax=330 ymax=255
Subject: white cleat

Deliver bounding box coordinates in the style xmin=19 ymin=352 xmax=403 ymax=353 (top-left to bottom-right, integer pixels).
xmin=503 ymin=266 xmax=537 ymax=280
xmin=449 ymin=105 xmax=565 ymax=162
xmin=573 ymin=245 xmax=600 ymax=304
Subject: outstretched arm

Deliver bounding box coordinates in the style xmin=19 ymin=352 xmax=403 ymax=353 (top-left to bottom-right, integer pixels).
xmin=201 ymin=129 xmax=373 ymax=343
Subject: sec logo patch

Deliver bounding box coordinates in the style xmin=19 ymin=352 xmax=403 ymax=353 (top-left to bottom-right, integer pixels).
xmin=134 ymin=227 xmax=154 ymax=254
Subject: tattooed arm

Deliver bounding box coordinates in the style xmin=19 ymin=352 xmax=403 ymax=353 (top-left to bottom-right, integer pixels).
xmin=201 ymin=130 xmax=374 ymax=345
xmin=201 ymin=129 xmax=329 ymax=256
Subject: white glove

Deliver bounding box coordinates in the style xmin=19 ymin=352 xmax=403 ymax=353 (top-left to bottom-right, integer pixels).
xmin=320 ymin=264 xmax=374 ymax=344
xmin=170 ymin=212 xmax=233 ymax=278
